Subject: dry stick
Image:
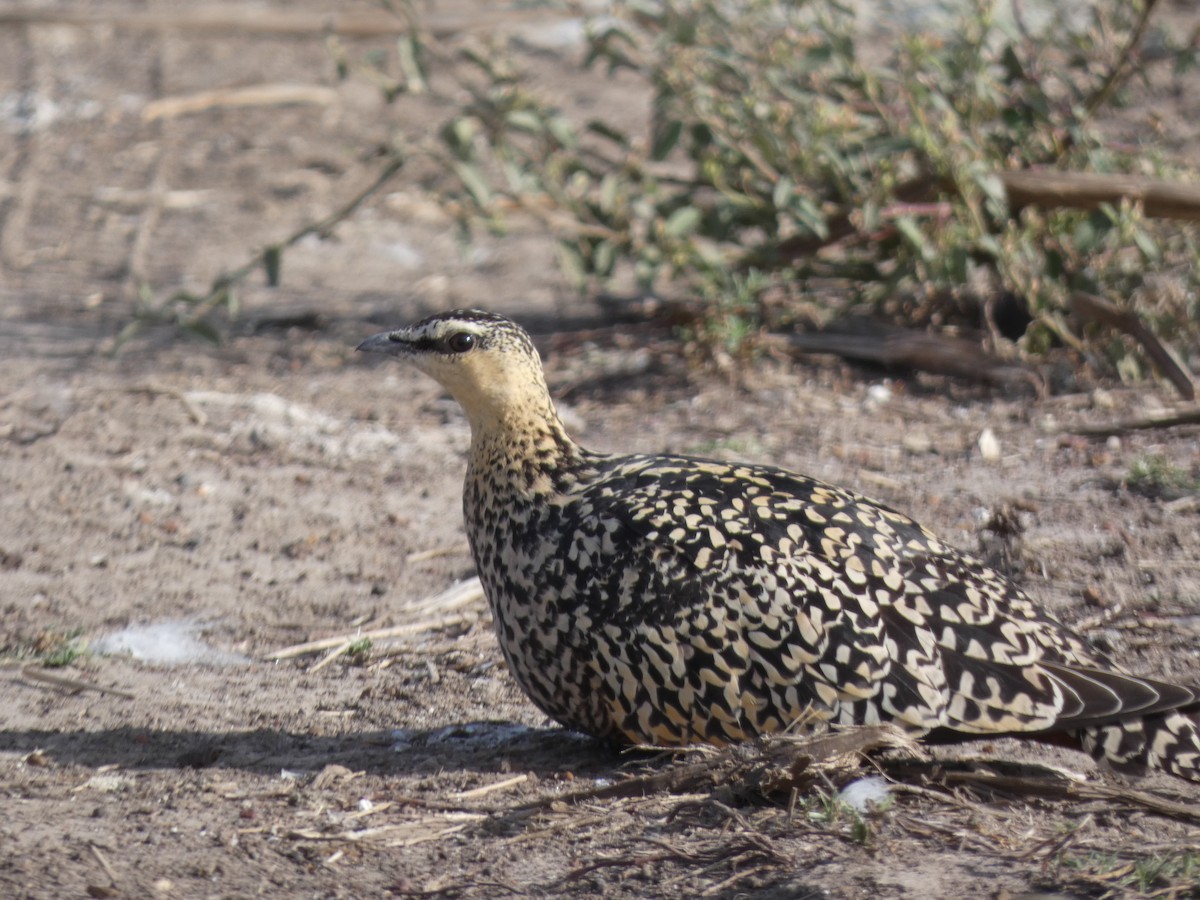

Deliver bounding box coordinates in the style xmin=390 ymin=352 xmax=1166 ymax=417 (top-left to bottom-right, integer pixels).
xmin=1064 ymin=407 xmax=1200 ymax=437
xmin=407 ymin=545 xmax=472 ymax=563
xmin=20 ymin=666 xmax=135 ymax=700
xmin=1081 ymin=0 xmax=1162 ymax=118
xmin=450 ymin=774 xmax=530 ymax=801
xmin=939 ymin=770 xmax=1200 ymax=825
xmin=126 ymin=385 xmax=208 ymax=426
xmin=143 ymin=84 xmax=338 ymax=122
xmin=1001 ymin=170 xmax=1200 ymax=222
xmin=771 ymin=330 xmax=1034 ymax=387
xmin=88 ymin=843 xmax=119 ymax=887
xmin=1069 ymin=291 xmax=1196 ymax=400
xmin=308 ymin=640 xmax=355 ymax=673
xmin=769 ymin=168 xmax=1200 ymax=270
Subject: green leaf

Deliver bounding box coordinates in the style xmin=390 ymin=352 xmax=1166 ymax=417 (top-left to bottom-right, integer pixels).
xmin=505 ymin=109 xmax=543 ymax=133
xmin=263 ymin=246 xmax=283 ymax=287
xmin=651 ymin=119 xmax=683 ymax=161
xmin=599 ymin=174 xmax=621 ymax=215
xmin=772 ymin=177 xmax=794 ymax=209
xmin=452 ymin=161 xmax=492 ymax=207
xmin=442 ymin=118 xmax=479 ymax=159
xmin=546 ymin=115 xmax=578 ymax=149
xmin=397 ymin=32 xmax=428 ymax=94
xmin=558 ymin=242 xmax=588 ymax=289
xmin=1133 ymin=228 xmax=1161 ymax=262
xmin=586 ymin=120 xmax=629 ymax=147
xmin=184 ymin=318 xmax=223 ymax=345
xmin=664 ymin=206 xmax=702 ymax=238
xmin=593 ymin=240 xmax=616 ymax=277
xmin=895 ymin=216 xmax=934 ymax=261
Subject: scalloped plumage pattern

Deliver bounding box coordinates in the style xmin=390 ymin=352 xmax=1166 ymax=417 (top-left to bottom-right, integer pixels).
xmin=360 ymin=310 xmax=1200 ymax=782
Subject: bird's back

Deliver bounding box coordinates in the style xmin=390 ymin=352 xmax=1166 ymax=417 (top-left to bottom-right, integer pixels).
xmin=464 ymin=447 xmax=1198 ymax=764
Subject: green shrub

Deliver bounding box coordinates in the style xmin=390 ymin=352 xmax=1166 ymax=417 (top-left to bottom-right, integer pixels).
xmin=436 ymin=0 xmax=1200 ymax=367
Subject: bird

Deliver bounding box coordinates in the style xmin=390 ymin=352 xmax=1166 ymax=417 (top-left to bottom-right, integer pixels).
xmin=357 ymin=309 xmax=1200 ymax=782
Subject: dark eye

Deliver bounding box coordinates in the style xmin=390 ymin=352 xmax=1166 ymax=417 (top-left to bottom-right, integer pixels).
xmin=446 ymin=332 xmax=476 ymax=353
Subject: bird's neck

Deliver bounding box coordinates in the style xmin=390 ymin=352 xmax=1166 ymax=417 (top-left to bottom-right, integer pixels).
xmin=465 ymin=400 xmax=586 ymax=499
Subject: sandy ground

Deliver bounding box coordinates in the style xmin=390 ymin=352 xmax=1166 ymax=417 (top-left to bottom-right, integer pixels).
xmin=1 ymin=2 xmax=1198 ymax=897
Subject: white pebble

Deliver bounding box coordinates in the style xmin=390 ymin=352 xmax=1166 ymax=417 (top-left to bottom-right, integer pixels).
xmin=866 ymin=384 xmax=892 ymax=406
xmin=977 ymin=427 xmax=1001 ymax=462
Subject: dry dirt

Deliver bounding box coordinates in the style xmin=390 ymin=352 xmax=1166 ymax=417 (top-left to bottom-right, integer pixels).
xmin=1 ymin=2 xmax=1199 ymax=898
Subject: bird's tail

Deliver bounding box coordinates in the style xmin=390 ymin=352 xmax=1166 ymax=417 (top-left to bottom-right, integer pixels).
xmin=1082 ymin=709 xmax=1200 ymax=782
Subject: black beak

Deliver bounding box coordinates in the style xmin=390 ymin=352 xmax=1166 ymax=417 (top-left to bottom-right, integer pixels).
xmin=356 ymin=331 xmax=405 ymax=355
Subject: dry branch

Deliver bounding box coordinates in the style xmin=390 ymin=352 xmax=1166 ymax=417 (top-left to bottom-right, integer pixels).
xmin=772 ymin=328 xmax=1034 ymax=387
xmin=1000 ymin=170 xmax=1200 ymax=221
xmin=939 ymin=770 xmax=1200 ymax=825
xmin=1064 ymin=406 xmax=1200 ymax=437
xmin=19 ymin=665 xmax=135 ymax=699
xmin=1070 ymin=292 xmax=1196 ymax=399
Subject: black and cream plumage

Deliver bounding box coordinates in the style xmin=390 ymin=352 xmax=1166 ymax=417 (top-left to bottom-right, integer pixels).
xmin=358 ymin=309 xmax=1200 ymax=781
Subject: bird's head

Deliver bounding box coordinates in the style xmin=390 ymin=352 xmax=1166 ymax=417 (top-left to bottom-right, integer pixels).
xmin=357 ymin=309 xmax=555 ymax=434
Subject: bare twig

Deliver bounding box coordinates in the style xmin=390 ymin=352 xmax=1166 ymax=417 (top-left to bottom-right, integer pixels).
xmin=1082 ymin=0 xmax=1161 ymax=117
xmin=450 ymin=775 xmax=530 ymax=801
xmin=1001 ymin=170 xmax=1200 ymax=222
xmin=1064 ymin=407 xmax=1200 ymax=438
xmin=113 ymin=152 xmax=406 ymax=350
xmin=89 ymin=843 xmax=119 ymax=887
xmin=19 ymin=666 xmax=135 ymax=700
xmin=770 ymin=328 xmax=1035 ymax=388
xmin=937 ymin=770 xmax=1200 ymax=825
xmin=1070 ymin=292 xmax=1195 ymax=400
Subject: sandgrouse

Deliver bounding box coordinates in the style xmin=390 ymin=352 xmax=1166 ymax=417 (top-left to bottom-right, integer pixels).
xmin=358 ymin=309 xmax=1200 ymax=781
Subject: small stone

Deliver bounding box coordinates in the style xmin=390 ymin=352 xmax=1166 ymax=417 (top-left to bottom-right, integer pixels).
xmin=902 ymin=431 xmax=932 ymax=455
xmin=978 ymin=428 xmax=1001 ymax=462
xmin=865 ymin=383 xmax=892 ymax=407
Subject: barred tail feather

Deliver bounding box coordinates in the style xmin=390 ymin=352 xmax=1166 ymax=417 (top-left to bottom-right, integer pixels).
xmin=1083 ymin=709 xmax=1200 ymax=782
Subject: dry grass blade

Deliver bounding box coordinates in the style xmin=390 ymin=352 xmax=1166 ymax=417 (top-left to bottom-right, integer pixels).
xmin=288 ymin=813 xmax=487 ymax=845
xmin=449 ymin=775 xmax=529 ymax=801
xmin=266 ymin=615 xmax=472 ymax=661
xmin=265 ymin=577 xmax=484 ymax=660
xmin=143 ymin=84 xmax=338 ymax=122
